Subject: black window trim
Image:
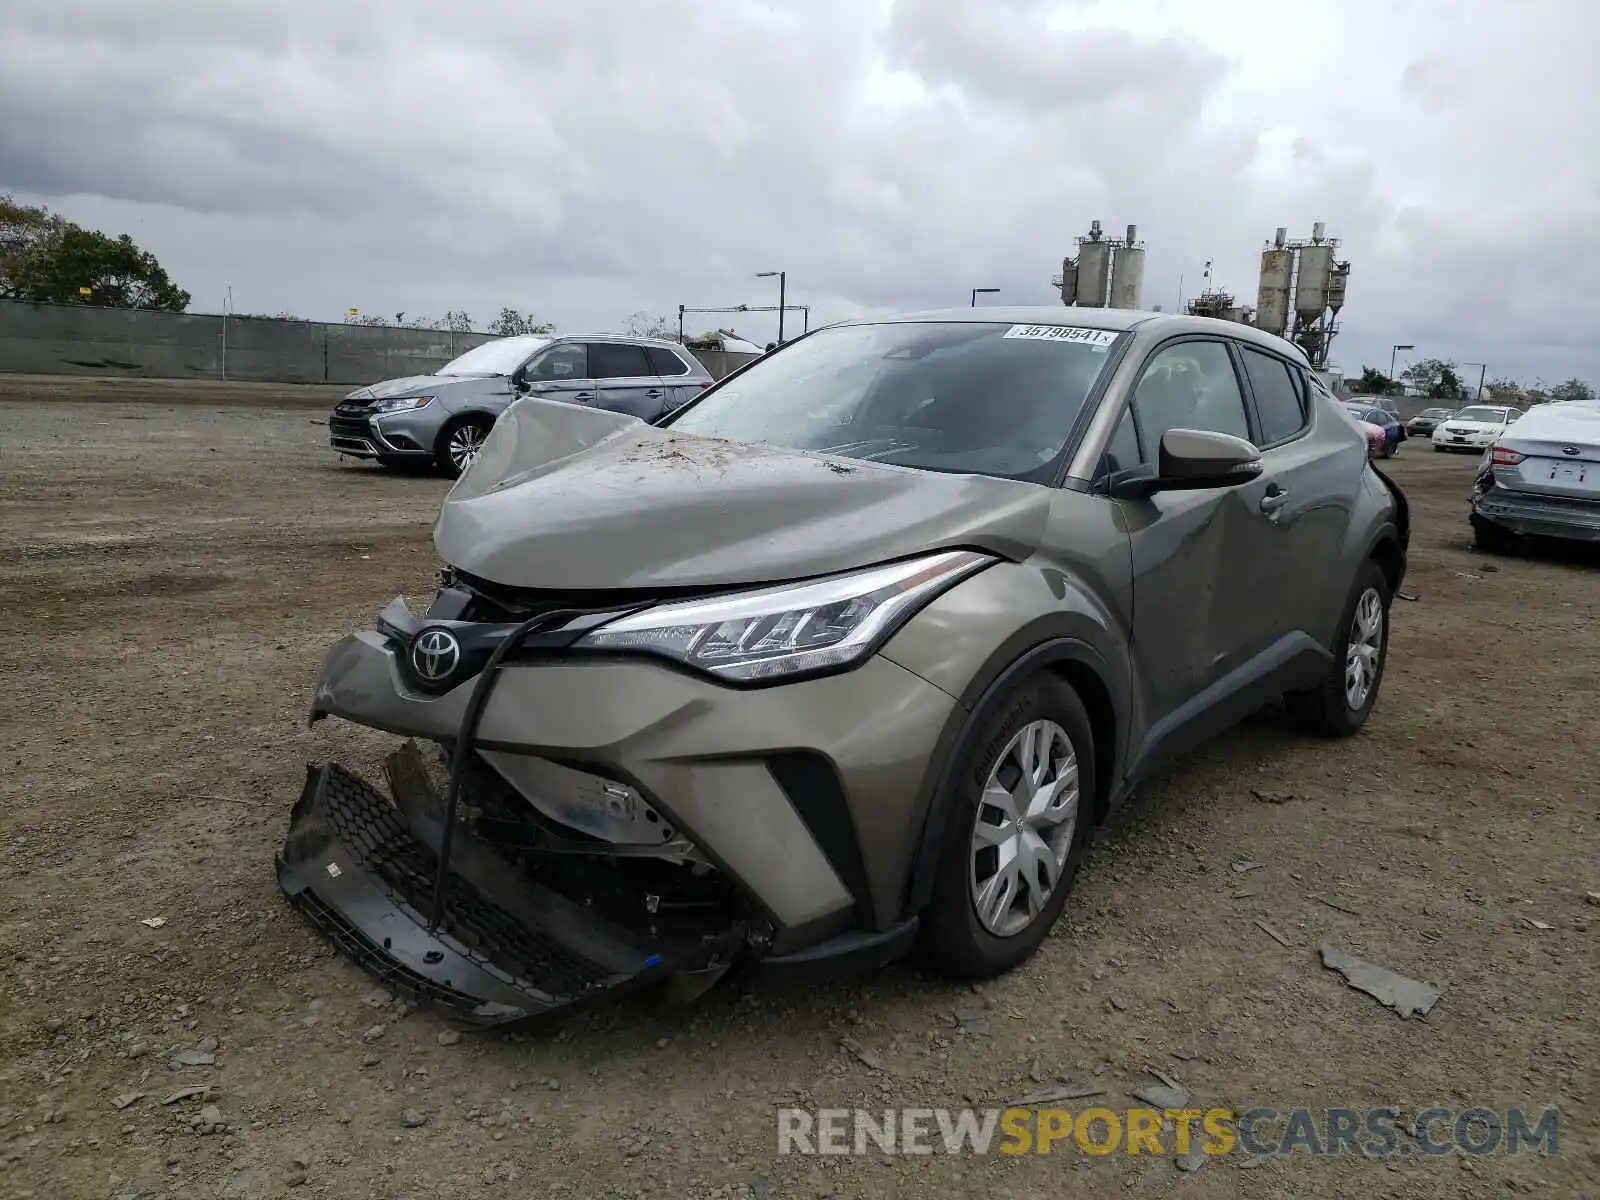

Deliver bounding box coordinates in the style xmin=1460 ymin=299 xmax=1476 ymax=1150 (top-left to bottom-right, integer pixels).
xmin=1090 ymin=333 xmax=1258 ymax=491
xmin=1230 ymin=339 xmax=1313 ymax=452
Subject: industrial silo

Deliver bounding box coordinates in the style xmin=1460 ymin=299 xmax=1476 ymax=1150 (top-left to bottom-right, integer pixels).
xmin=1326 ymin=262 xmax=1349 ymax=314
xmin=1059 ymin=257 xmax=1079 ymax=306
xmin=1255 ymin=234 xmax=1293 ymax=336
xmin=1108 ymin=224 xmax=1145 ymax=309
xmin=1294 ymin=222 xmax=1334 ymax=325
xmin=1075 ymin=238 xmax=1111 ymax=307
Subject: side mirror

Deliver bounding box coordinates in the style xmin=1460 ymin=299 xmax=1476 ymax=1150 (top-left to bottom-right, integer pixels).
xmin=510 ymin=366 xmax=529 ymax=393
xmin=1113 ymin=428 xmax=1262 ymax=497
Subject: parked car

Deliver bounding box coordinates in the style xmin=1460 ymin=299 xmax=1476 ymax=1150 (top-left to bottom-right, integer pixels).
xmin=1432 ymin=404 xmax=1524 ymax=452
xmin=1470 ymin=400 xmax=1600 ymax=553
xmin=279 ymin=308 xmax=1409 ymax=1024
xmin=1405 ymin=406 xmax=1455 ymax=437
xmin=327 ymin=334 xmax=714 ymax=477
xmin=1343 ymin=402 xmax=1403 ymax=457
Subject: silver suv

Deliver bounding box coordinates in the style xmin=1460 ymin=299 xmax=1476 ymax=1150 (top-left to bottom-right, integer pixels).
xmin=328 ymin=333 xmax=714 ymax=477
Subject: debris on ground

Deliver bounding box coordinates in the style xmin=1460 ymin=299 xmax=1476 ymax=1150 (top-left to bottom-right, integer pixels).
xmin=1396 ymin=590 xmax=1420 ymax=602
xmin=840 ymin=1038 xmax=884 ymax=1071
xmin=401 ymin=1109 xmax=429 ymax=1128
xmin=1319 ymin=943 xmax=1442 ymax=1019
xmin=1523 ymin=918 xmax=1554 ymax=931
xmin=110 ymin=1092 xmax=145 ymax=1111
xmin=1255 ymin=919 xmax=1292 ymax=947
xmin=1231 ymin=860 xmax=1264 ymax=875
xmin=160 ymin=1085 xmax=211 ymax=1106
xmin=1586 ymin=891 xmax=1600 ymax=907
xmin=1308 ymin=893 xmax=1360 ymax=916
xmin=437 ymin=1029 xmax=461 ymax=1047
xmin=1028 ymin=1057 xmax=1045 ymax=1083
xmin=1131 ymin=1067 xmax=1188 ymax=1109
xmin=169 ymin=1047 xmax=216 ymax=1069
xmin=952 ymin=1008 xmax=991 ymax=1036
xmin=1008 ymin=1083 xmax=1106 ymax=1106
xmin=139 ymin=917 xmax=166 ymax=928
xmin=1250 ymin=788 xmax=1295 ymax=805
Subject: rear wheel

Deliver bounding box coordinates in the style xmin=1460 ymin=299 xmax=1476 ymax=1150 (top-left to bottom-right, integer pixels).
xmin=919 ymin=676 xmax=1094 ymax=978
xmin=1285 ymin=558 xmax=1391 ymax=737
xmin=435 ymin=416 xmax=493 ymax=479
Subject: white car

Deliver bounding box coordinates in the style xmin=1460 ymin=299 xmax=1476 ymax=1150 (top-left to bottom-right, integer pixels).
xmin=1432 ymin=404 xmax=1525 ymax=452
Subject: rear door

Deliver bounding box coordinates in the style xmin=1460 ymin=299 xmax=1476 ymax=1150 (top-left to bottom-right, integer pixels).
xmin=1235 ymin=344 xmax=1353 ymax=650
xmin=589 ymin=341 xmax=666 ymax=420
xmin=645 ymin=344 xmax=704 ymax=413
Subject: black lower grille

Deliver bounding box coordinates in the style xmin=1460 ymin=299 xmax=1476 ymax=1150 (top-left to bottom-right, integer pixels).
xmin=330 ymin=415 xmax=373 ymax=440
xmin=318 ymin=765 xmax=612 ymax=1000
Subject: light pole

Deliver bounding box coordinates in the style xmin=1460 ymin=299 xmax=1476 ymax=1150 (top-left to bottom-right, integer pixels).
xmin=756 ymin=271 xmax=786 ymax=345
xmin=971 ymin=287 xmax=999 ymax=307
xmin=1459 ymin=361 xmax=1488 ymax=402
xmin=1390 ymin=343 xmax=1414 ymax=385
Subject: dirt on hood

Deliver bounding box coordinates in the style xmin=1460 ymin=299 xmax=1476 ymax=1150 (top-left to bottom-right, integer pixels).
xmin=432 ymin=398 xmax=1053 ymax=589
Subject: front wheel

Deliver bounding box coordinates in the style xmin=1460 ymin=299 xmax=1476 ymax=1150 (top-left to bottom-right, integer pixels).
xmin=435 ymin=416 xmax=493 ymax=479
xmin=1285 ymin=559 xmax=1391 ymax=737
xmin=919 ymin=676 xmax=1095 ymax=978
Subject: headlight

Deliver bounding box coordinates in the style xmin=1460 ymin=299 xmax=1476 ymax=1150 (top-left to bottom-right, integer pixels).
xmin=576 ymin=550 xmax=995 ymax=683
xmin=371 ymin=396 xmax=434 ymax=414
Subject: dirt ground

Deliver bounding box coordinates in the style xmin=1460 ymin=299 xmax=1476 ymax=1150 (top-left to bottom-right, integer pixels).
xmin=1 ymin=378 xmax=1596 ymax=1200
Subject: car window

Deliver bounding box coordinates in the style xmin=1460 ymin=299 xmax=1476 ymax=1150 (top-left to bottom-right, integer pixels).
xmin=1239 ymin=346 xmax=1307 ymax=445
xmin=524 ymin=342 xmax=588 ymax=382
xmin=588 ymin=342 xmax=654 ymax=379
xmin=645 ymin=345 xmax=691 ymax=376
xmin=1132 ymin=340 xmax=1251 ymax=449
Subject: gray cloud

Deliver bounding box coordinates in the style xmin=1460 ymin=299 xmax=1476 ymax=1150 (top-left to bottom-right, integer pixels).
xmin=2 ymin=0 xmax=1596 ymax=381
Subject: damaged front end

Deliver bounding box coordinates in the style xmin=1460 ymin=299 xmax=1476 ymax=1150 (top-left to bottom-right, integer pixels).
xmin=278 ymin=583 xmax=755 ymax=1027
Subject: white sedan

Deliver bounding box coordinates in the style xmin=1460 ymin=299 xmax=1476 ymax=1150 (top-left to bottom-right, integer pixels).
xmin=1432 ymin=404 xmax=1525 ymax=452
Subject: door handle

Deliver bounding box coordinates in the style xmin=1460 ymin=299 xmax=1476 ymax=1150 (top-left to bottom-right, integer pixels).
xmin=1259 ymin=487 xmax=1289 ymax=516
xmin=643 ymin=389 xmax=663 ymax=399
xmin=574 ymin=391 xmax=595 ymax=401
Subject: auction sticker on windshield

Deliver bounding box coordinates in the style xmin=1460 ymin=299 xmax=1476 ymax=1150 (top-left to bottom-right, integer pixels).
xmin=1003 ymin=325 xmax=1118 ymax=349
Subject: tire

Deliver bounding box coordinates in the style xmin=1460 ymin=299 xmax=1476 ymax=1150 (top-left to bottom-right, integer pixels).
xmin=1472 ymin=516 xmax=1518 ymax=556
xmin=919 ymin=675 xmax=1095 ymax=978
xmin=435 ymin=416 xmax=493 ymax=479
xmin=1284 ymin=558 xmax=1391 ymax=737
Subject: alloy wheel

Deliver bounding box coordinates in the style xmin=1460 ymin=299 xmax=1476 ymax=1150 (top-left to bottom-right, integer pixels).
xmin=1345 ymin=587 xmax=1384 ymax=710
xmin=968 ymin=719 xmax=1080 ymax=938
xmin=448 ymin=423 xmax=487 ymax=472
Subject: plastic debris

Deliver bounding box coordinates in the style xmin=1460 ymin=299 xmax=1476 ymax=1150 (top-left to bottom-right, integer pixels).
xmin=139 ymin=917 xmax=166 ymax=928
xmin=1008 ymin=1083 xmax=1105 ymax=1106
xmin=1319 ymin=943 xmax=1442 ymax=1019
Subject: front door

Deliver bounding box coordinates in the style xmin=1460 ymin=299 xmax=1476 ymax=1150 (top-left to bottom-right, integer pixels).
xmin=521 ymin=342 xmax=595 ymax=406
xmin=1106 ymin=337 xmax=1285 ymax=770
xmin=589 ymin=342 xmax=667 ymax=421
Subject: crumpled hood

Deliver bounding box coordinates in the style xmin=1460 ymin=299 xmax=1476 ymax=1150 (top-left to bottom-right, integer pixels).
xmin=433 ymin=398 xmax=1052 ymax=589
xmin=345 ymin=374 xmax=503 ymax=402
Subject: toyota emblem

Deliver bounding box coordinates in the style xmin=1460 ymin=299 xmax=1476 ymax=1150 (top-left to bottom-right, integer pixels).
xmin=410 ymin=628 xmax=462 ymax=684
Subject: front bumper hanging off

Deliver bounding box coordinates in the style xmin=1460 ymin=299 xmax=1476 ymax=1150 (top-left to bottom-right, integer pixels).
xmin=277 ymin=761 xmax=746 ymax=1026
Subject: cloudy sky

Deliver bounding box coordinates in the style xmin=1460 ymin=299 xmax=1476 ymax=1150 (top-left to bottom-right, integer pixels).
xmin=3 ymin=0 xmax=1596 ymax=383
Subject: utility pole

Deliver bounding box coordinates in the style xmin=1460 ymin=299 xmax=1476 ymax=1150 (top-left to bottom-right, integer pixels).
xmin=757 ymin=271 xmax=786 ymax=344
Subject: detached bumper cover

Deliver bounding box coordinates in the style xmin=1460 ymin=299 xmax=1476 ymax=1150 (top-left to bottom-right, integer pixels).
xmin=1472 ymin=489 xmax=1600 ymax=542
xmin=277 ymin=762 xmax=743 ymax=1025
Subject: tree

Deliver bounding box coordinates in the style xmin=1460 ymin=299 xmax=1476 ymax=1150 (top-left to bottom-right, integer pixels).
xmin=621 ymin=311 xmax=676 ymax=340
xmin=0 ymin=194 xmax=66 ymax=299
xmin=1485 ymin=375 xmax=1524 ymax=404
xmin=488 ymin=307 xmax=554 ymax=336
xmin=1353 ymin=366 xmax=1393 ymax=395
xmin=1399 ymin=357 xmax=1465 ymax=399
xmin=1548 ymin=378 xmax=1595 ymax=404
xmin=2 ymin=202 xmax=190 ymax=311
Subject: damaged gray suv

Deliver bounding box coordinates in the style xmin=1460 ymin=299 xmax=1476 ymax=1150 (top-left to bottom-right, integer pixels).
xmin=280 ymin=308 xmax=1409 ymax=1025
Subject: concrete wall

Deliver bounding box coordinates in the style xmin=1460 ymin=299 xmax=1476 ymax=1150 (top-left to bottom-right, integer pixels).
xmin=0 ymin=301 xmax=759 ymax=385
